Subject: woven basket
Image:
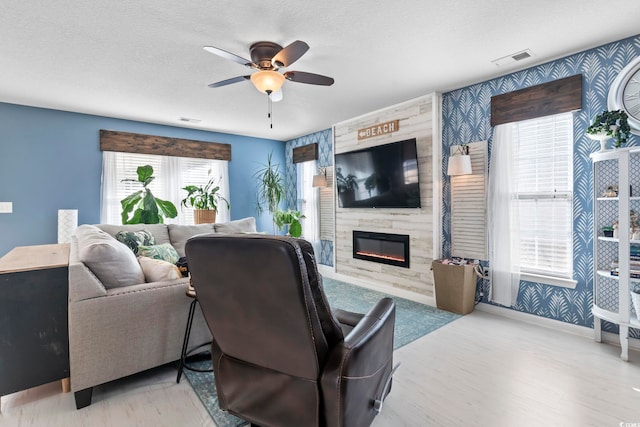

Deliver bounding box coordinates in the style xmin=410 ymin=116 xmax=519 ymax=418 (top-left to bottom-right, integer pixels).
xmin=632 ymin=290 xmax=640 ymax=321
xmin=194 ymin=209 xmax=216 ymax=224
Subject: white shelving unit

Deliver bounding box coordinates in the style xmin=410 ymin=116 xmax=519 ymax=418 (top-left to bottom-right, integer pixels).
xmin=591 ymin=147 xmax=640 ymax=361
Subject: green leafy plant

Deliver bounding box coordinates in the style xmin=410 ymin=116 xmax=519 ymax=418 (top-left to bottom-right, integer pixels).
xmin=121 ymin=165 xmax=177 ymax=224
xmin=181 ymin=172 xmax=230 ymax=211
xmin=587 ymin=109 xmax=631 ymax=148
xmin=254 ymin=152 xmax=285 ymax=232
xmin=273 ymin=209 xmax=305 ymax=237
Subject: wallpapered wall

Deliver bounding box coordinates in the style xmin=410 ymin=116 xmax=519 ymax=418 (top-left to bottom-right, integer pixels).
xmin=284 ymin=128 xmax=334 ymax=265
xmin=442 ymin=34 xmax=640 ymax=335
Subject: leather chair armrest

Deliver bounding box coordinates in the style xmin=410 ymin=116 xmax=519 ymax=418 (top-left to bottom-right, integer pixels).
xmin=333 ymin=308 xmax=364 ymax=327
xmin=321 ymin=297 xmax=396 ymax=427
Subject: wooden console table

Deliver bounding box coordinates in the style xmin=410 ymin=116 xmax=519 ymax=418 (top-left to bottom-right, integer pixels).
xmin=0 ymin=244 xmax=71 ymax=411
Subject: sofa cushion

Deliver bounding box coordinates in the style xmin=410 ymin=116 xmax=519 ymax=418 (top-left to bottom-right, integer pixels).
xmin=138 ymin=256 xmax=182 ymax=282
xmin=168 ymin=224 xmax=215 ymax=257
xmin=115 ymin=229 xmax=156 ymax=255
xmin=97 ymin=224 xmax=171 ymax=246
xmin=75 ymin=224 xmax=145 ymax=288
xmin=137 ymin=243 xmax=180 ymax=264
xmin=214 ymin=217 xmax=257 ymax=234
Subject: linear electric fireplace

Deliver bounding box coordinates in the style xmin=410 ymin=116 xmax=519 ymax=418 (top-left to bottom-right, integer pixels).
xmin=352 ymin=231 xmax=410 ymax=268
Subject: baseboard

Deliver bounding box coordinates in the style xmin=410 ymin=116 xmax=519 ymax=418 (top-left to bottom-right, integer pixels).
xmin=318 ymin=265 xmax=435 ymax=306
xmin=475 ymin=302 xmax=640 ymax=350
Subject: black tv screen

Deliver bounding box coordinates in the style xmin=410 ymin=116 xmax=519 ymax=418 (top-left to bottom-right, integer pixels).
xmin=334 ymin=138 xmax=421 ymax=208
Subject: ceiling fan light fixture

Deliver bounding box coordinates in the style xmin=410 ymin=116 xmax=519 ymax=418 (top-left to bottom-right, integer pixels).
xmin=250 ymin=70 xmax=285 ymax=94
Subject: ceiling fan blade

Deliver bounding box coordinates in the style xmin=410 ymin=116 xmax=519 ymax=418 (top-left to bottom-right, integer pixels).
xmin=284 ymin=71 xmax=334 ymax=86
xmin=272 ymin=40 xmax=309 ymax=68
xmin=269 ymin=88 xmax=283 ymax=102
xmin=208 ymin=75 xmax=251 ymax=88
xmin=203 ymin=46 xmax=255 ymax=68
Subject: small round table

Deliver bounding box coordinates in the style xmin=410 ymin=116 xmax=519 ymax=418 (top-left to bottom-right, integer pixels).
xmin=176 ymin=282 xmax=213 ymax=383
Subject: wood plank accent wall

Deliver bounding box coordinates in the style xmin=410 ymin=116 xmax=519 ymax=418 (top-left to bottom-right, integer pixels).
xmin=100 ymin=130 xmax=232 ymax=161
xmin=490 ymin=74 xmax=582 ymax=126
xmin=333 ymin=94 xmax=440 ymax=297
xmin=292 ymin=143 xmax=318 ymax=163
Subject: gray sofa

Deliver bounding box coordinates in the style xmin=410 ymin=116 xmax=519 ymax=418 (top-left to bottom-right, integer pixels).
xmin=68 ymin=217 xmax=257 ymax=409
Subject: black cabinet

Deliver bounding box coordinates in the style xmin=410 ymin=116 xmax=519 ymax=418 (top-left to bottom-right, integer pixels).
xmin=0 ymin=244 xmax=70 ymax=399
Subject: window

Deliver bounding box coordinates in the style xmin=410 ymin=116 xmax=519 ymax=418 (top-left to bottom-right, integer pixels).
xmin=513 ymin=112 xmax=573 ymax=280
xmin=297 ymin=160 xmax=320 ymax=250
xmin=101 ymin=151 xmax=230 ymax=225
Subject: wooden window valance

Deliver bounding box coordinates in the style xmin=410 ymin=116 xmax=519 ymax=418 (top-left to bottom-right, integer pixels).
xmin=490 ymin=74 xmax=582 ymax=126
xmin=292 ymin=143 xmax=318 ymax=163
xmin=100 ymin=130 xmax=232 ymax=161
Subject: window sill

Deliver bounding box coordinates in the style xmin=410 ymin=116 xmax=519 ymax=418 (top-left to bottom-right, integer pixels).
xmin=520 ymin=272 xmax=577 ymax=289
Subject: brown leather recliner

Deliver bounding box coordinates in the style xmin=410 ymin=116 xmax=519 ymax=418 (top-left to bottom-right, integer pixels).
xmin=185 ymin=234 xmax=397 ymax=427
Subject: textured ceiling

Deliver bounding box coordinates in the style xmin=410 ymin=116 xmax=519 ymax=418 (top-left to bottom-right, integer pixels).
xmin=1 ymin=0 xmax=639 ymax=141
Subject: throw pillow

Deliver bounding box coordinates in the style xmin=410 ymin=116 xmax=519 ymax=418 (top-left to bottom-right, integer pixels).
xmin=214 ymin=216 xmax=257 ymax=234
xmin=167 ymin=223 xmax=215 ymax=257
xmin=115 ymin=229 xmax=156 ymax=255
xmin=75 ymin=224 xmax=145 ymax=288
xmin=137 ymin=243 xmax=180 ymax=264
xmin=138 ymin=256 xmax=182 ymax=282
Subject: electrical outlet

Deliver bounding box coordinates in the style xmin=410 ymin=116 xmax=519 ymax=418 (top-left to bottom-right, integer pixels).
xmin=0 ymin=202 xmax=13 ymax=213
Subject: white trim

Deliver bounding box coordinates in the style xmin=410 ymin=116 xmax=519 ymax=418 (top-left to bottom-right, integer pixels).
xmin=432 ymin=92 xmax=443 ymax=261
xmin=520 ymin=272 xmax=578 ymax=289
xmin=317 ymin=264 xmax=435 ymax=306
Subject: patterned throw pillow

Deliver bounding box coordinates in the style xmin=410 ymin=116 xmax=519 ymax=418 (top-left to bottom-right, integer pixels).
xmin=137 ymin=243 xmax=180 ymax=264
xmin=115 ymin=229 xmax=156 ymax=255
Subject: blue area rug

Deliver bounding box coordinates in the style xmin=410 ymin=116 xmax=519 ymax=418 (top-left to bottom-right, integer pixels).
xmin=183 ymin=276 xmax=461 ymax=426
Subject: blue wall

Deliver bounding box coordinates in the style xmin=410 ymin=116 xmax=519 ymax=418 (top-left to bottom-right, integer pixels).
xmin=0 ymin=102 xmax=285 ymax=256
xmin=285 ymin=128 xmax=334 ymax=265
xmin=442 ymin=34 xmax=640 ymax=335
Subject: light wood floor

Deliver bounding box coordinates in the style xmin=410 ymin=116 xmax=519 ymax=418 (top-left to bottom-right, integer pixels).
xmin=1 ymin=310 xmax=639 ymax=426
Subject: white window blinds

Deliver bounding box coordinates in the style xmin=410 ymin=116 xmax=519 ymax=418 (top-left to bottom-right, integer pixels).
xmin=101 ymin=151 xmax=230 ymax=225
xmin=513 ymin=112 xmax=573 ymax=278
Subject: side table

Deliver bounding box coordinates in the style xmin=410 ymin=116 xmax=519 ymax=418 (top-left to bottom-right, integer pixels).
xmin=0 ymin=244 xmax=71 ymax=412
xmin=176 ymin=283 xmax=213 ymax=383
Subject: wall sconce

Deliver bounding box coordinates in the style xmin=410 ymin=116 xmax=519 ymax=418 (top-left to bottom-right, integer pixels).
xmin=447 ymin=145 xmax=472 ymax=176
xmin=312 ymin=168 xmax=328 ymax=187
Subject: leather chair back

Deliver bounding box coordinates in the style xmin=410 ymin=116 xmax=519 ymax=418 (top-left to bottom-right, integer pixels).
xmin=186 ymin=234 xmax=344 ymax=426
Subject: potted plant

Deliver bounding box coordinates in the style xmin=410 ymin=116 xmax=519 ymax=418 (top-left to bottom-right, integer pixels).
xmin=602 ymin=225 xmax=614 ymax=238
xmin=336 ymin=167 xmax=359 ymax=207
xmin=181 ymin=172 xmax=230 ymax=224
xmin=587 ymin=109 xmax=631 ymax=149
xmin=273 ymin=209 xmax=305 ymax=237
xmin=121 ymin=165 xmax=178 ymax=224
xmin=254 ymin=151 xmax=285 ymax=232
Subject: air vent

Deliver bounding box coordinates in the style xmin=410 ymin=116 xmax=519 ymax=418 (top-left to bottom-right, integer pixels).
xmin=179 ymin=117 xmax=201 ymax=123
xmin=491 ymin=49 xmax=535 ymax=66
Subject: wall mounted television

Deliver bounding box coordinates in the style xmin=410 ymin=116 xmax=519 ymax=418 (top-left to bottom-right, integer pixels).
xmin=334 ymin=138 xmax=421 ymax=208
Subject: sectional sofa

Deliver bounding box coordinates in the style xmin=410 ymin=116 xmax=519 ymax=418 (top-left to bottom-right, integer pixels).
xmin=68 ymin=217 xmax=257 ymax=409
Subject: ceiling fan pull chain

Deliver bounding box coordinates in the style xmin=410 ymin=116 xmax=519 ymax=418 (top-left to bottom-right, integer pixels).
xmin=267 ymin=91 xmax=273 ymax=128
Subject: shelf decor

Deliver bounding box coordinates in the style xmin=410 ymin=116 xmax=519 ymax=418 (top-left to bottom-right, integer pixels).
xmin=591 ymin=146 xmax=640 ymax=361
xmin=586 ymin=109 xmax=631 ymax=150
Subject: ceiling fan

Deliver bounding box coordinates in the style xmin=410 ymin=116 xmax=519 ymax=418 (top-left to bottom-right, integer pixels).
xmin=203 ymin=40 xmax=335 ymax=101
